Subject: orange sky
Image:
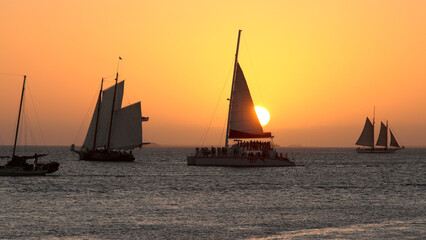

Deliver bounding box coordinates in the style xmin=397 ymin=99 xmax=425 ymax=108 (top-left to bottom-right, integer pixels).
xmin=1 ymin=0 xmax=425 ymax=147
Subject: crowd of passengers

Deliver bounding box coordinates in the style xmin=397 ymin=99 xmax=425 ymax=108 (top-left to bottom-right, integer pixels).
xmin=194 ymin=141 xmax=278 ymax=158
xmin=237 ymin=140 xmax=271 ymax=151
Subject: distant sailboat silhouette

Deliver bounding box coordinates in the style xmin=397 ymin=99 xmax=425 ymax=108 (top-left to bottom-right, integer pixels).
xmin=356 ymin=108 xmax=403 ymax=153
xmin=187 ymin=30 xmax=295 ymax=167
xmin=71 ymin=59 xmax=149 ymax=161
xmin=0 ymin=75 xmax=59 ymax=176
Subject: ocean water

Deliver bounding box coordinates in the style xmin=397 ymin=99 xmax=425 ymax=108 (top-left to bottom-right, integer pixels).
xmin=0 ymin=146 xmax=424 ymax=239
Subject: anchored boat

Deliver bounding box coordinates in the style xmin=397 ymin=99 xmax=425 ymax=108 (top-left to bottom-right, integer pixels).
xmin=356 ymin=109 xmax=403 ymax=153
xmin=71 ymin=58 xmax=149 ymax=161
xmin=0 ymin=75 xmax=59 ymax=176
xmin=187 ymin=30 xmax=295 ymax=167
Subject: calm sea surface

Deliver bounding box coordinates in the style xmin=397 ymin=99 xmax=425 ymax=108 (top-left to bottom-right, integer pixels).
xmin=0 ymin=146 xmax=424 ymax=239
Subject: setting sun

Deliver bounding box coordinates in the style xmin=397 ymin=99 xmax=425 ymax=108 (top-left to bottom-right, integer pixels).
xmin=254 ymin=106 xmax=270 ymax=126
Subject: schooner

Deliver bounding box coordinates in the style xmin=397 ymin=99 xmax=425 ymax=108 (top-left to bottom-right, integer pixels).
xmin=356 ymin=109 xmax=403 ymax=153
xmin=71 ymin=60 xmax=149 ymax=161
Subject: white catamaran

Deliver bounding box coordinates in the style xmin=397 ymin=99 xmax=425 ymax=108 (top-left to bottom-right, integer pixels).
xmin=187 ymin=30 xmax=295 ymax=167
xmin=71 ymin=62 xmax=149 ymax=161
xmin=0 ymin=75 xmax=59 ymax=176
xmin=356 ymin=110 xmax=403 ymax=153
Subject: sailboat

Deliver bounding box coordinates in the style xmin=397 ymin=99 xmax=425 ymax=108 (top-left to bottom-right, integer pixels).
xmin=0 ymin=75 xmax=59 ymax=176
xmin=187 ymin=30 xmax=295 ymax=167
xmin=71 ymin=61 xmax=149 ymax=161
xmin=356 ymin=110 xmax=403 ymax=153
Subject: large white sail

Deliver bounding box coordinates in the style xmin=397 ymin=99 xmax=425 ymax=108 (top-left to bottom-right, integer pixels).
xmin=82 ymin=81 xmax=125 ymax=149
xmin=376 ymin=122 xmax=388 ymax=147
xmin=389 ymin=129 xmax=400 ymax=148
xmin=228 ymin=63 xmax=271 ymax=139
xmin=356 ymin=117 xmax=374 ymax=147
xmin=110 ymin=102 xmax=143 ymax=150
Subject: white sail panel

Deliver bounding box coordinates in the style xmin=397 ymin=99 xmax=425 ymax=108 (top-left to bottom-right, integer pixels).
xmin=389 ymin=129 xmax=400 ymax=148
xmin=110 ymin=102 xmax=143 ymax=150
xmin=82 ymin=81 xmax=125 ymax=149
xmin=376 ymin=122 xmax=388 ymax=147
xmin=356 ymin=117 xmax=374 ymax=147
xmin=228 ymin=63 xmax=271 ymax=139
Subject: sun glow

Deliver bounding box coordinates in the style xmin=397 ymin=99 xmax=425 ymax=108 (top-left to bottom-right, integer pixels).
xmin=254 ymin=106 xmax=270 ymax=126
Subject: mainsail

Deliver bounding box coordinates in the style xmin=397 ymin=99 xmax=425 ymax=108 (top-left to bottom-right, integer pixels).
xmin=110 ymin=102 xmax=143 ymax=150
xmin=356 ymin=117 xmax=374 ymax=147
xmin=389 ymin=129 xmax=400 ymax=148
xmin=83 ymin=81 xmax=125 ymax=149
xmin=376 ymin=122 xmax=388 ymax=147
xmin=228 ymin=63 xmax=271 ymax=139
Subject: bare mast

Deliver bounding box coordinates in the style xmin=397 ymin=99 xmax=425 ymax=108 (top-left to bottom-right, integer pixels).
xmin=225 ymin=30 xmax=242 ymax=149
xmin=12 ymin=75 xmax=26 ymax=157
xmin=92 ymin=78 xmax=104 ymax=150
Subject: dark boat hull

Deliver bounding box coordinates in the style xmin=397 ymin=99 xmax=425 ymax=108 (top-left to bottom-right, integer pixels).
xmin=78 ymin=150 xmax=135 ymax=162
xmin=0 ymin=162 xmax=59 ymax=176
xmin=356 ymin=148 xmax=400 ymax=154
xmin=187 ymin=156 xmax=296 ymax=167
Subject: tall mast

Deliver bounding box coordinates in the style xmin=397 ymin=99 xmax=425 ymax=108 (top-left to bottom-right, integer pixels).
xmin=386 ymin=120 xmax=389 ymax=149
xmin=12 ymin=75 xmax=26 ymax=157
xmin=225 ymin=30 xmax=242 ymax=149
xmin=92 ymin=78 xmax=104 ymax=150
xmin=372 ymin=106 xmax=375 ymax=150
xmin=107 ymin=73 xmax=118 ymax=151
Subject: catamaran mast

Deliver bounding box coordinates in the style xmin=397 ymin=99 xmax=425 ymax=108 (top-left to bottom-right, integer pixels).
xmin=93 ymin=78 xmax=104 ymax=150
xmin=225 ymin=30 xmax=242 ymax=149
xmin=12 ymin=75 xmax=26 ymax=157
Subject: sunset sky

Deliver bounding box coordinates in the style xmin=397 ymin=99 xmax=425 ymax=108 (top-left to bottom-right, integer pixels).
xmin=1 ymin=0 xmax=425 ymax=147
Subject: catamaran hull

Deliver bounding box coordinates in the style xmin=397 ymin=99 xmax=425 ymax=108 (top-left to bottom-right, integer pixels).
xmin=356 ymin=148 xmax=399 ymax=154
xmin=77 ymin=151 xmax=135 ymax=162
xmin=187 ymin=156 xmax=295 ymax=167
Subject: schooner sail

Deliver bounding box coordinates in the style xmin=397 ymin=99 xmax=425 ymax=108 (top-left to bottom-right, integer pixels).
xmin=356 ymin=112 xmax=403 ymax=153
xmin=356 ymin=117 xmax=374 ymax=148
xmin=187 ymin=30 xmax=295 ymax=167
xmin=71 ymin=61 xmax=149 ymax=161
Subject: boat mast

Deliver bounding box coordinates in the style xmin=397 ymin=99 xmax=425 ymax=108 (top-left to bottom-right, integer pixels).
xmin=12 ymin=75 xmax=26 ymax=157
xmin=386 ymin=120 xmax=388 ymax=149
xmin=372 ymin=106 xmax=375 ymax=150
xmin=92 ymin=78 xmax=104 ymax=150
xmin=107 ymin=73 xmax=118 ymax=151
xmin=225 ymin=30 xmax=242 ymax=149
xmin=107 ymin=57 xmax=122 ymax=151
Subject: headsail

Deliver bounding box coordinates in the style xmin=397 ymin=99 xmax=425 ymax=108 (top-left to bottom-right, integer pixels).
xmin=228 ymin=63 xmax=271 ymax=139
xmin=83 ymin=81 xmax=124 ymax=149
xmin=356 ymin=117 xmax=374 ymax=147
xmin=376 ymin=122 xmax=388 ymax=147
xmin=110 ymin=102 xmax=143 ymax=150
xmin=389 ymin=129 xmax=400 ymax=148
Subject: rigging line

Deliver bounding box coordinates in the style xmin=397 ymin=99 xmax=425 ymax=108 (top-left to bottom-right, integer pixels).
xmin=103 ymin=73 xmax=116 ymax=79
xmin=243 ymin=37 xmax=265 ymax=106
xmin=27 ymin=84 xmax=46 ymax=145
xmin=72 ymin=86 xmax=100 ymax=144
xmin=199 ymin=61 xmax=233 ymax=147
xmin=0 ymin=72 xmax=25 ymax=77
xmin=218 ymin=115 xmax=227 ymax=146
